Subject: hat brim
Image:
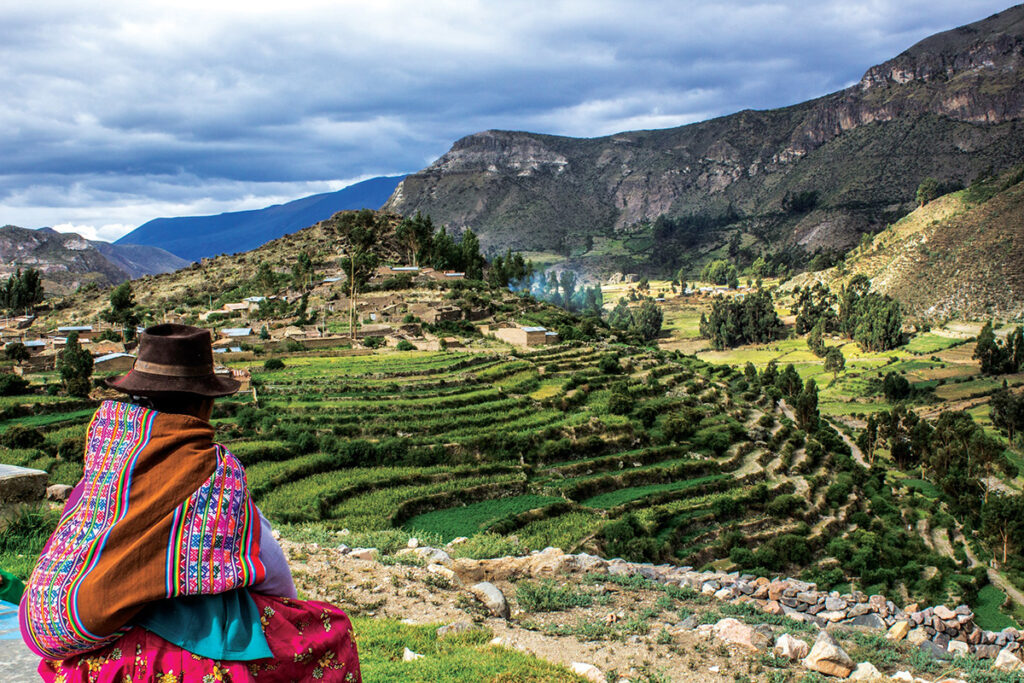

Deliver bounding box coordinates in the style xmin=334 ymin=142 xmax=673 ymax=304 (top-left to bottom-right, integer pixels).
xmin=105 ymin=369 xmax=241 ymax=398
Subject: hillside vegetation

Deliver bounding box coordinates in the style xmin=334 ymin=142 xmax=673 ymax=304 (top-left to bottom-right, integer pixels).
xmin=788 ymin=167 xmax=1024 ymax=320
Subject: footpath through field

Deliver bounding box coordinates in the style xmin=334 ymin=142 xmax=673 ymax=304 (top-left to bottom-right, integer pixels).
xmin=961 ymin=536 xmax=1024 ymax=610
xmin=777 ymin=399 xmax=868 ymax=468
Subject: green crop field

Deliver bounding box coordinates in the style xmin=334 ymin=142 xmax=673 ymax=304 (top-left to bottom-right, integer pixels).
xmin=405 ymin=494 xmax=564 ymax=541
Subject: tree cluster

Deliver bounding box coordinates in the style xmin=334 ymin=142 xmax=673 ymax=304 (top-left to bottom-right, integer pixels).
xmin=0 ymin=268 xmax=44 ymax=313
xmin=529 ymin=270 xmax=603 ymax=315
xmin=486 ymin=249 xmax=534 ymax=289
xmin=990 ymin=388 xmax=1024 ymax=445
xmin=393 ymin=211 xmax=485 ymax=280
xmin=608 ymin=299 xmax=663 ymax=341
xmin=700 ymin=259 xmax=739 ymax=288
xmin=699 ymin=289 xmax=783 ymax=350
xmin=838 ymin=276 xmax=903 ymax=351
xmin=973 ymin=322 xmax=1024 ymax=375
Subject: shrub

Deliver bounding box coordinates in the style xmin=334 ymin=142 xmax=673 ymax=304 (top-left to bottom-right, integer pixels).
xmin=597 ymin=355 xmax=621 ymax=374
xmin=396 ymin=340 xmax=416 ymax=351
xmin=263 ymin=358 xmax=285 ymax=371
xmin=516 ymin=580 xmax=593 ymax=612
xmin=0 ymin=373 xmax=30 ymax=396
xmin=2 ymin=425 xmax=45 ymax=449
xmin=363 ymin=336 xmax=386 ymax=349
xmin=57 ymin=438 xmax=83 ymax=462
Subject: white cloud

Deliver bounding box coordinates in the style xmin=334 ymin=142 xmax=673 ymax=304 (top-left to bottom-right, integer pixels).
xmin=0 ymin=0 xmax=1013 ymax=240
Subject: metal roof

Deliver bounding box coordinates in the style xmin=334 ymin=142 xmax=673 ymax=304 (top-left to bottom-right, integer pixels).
xmin=94 ymin=352 xmax=135 ymax=363
xmin=221 ymin=328 xmax=253 ymax=336
xmin=521 ymin=326 xmax=546 ymax=333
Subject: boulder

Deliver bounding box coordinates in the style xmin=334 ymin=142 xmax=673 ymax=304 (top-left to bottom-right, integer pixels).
xmin=802 ymin=630 xmax=855 ymax=678
xmin=414 ymin=547 xmax=453 ymax=564
xmin=569 ymin=662 xmax=607 ymax=683
xmin=348 ymin=547 xmax=378 ymax=561
xmin=713 ymin=618 xmax=770 ymax=651
xmin=918 ymin=639 xmax=952 ymax=661
xmin=824 ymin=597 xmax=847 ymax=611
xmin=0 ymin=465 xmax=48 ymax=503
xmin=403 ymin=647 xmax=424 ymax=661
xmin=845 ymin=613 xmax=886 ymax=630
xmin=773 ymin=633 xmax=810 ymax=660
xmin=526 ymin=548 xmax=574 ymax=578
xmin=848 ymin=662 xmax=884 ymax=680
xmin=907 ymin=628 xmax=931 ymax=646
xmin=407 ymin=537 xmax=419 ymax=549
xmin=763 ymin=600 xmax=784 ymax=615
xmin=934 ymin=605 xmax=956 ymax=620
xmin=993 ymin=648 xmax=1024 ymax=672
xmin=46 ymin=483 xmax=73 ymax=502
xmin=469 ymin=582 xmax=509 ymax=618
xmin=768 ymin=580 xmax=790 ymax=601
xmin=427 ymin=563 xmax=458 ymax=583
xmin=947 ymin=640 xmax=970 ymax=657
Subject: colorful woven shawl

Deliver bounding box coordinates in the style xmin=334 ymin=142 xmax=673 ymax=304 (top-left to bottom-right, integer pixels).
xmin=19 ymin=400 xmax=264 ymax=659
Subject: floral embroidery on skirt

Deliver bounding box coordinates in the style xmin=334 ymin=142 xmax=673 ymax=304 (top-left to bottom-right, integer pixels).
xmin=37 ymin=595 xmax=360 ymax=683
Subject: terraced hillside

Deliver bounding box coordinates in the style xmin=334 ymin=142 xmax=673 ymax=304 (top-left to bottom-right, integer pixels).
xmin=3 ymin=341 xmax=973 ymax=608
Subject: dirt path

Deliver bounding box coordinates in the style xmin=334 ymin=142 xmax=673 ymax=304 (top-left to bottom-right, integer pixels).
xmin=931 ymin=528 xmax=955 ymax=559
xmin=827 ymin=419 xmax=869 ymax=468
xmin=961 ymin=536 xmax=1024 ymax=609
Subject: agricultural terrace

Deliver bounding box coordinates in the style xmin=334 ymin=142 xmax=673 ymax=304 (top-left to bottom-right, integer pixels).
xmin=627 ymin=280 xmax=1024 ymax=626
xmin=3 ymin=339 xmax=999 ymax=619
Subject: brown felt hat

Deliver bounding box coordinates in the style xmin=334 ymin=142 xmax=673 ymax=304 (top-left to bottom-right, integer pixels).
xmin=106 ymin=324 xmax=240 ymax=398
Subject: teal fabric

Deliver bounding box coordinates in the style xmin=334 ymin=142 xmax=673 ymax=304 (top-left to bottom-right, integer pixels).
xmin=135 ymin=589 xmax=273 ymax=661
xmin=0 ymin=568 xmax=23 ymax=604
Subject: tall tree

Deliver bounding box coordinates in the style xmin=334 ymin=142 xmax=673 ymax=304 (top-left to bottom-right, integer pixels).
xmin=100 ymin=282 xmax=141 ymax=341
xmin=56 ymin=332 xmax=93 ymax=397
xmin=629 ymin=300 xmax=663 ymax=342
xmin=559 ymin=271 xmax=577 ymax=311
xmin=824 ymin=346 xmax=845 ymax=379
xmin=336 ymin=210 xmax=382 ymax=342
xmin=794 ymin=379 xmax=820 ymax=431
xmin=981 ymin=493 xmax=1024 ymax=565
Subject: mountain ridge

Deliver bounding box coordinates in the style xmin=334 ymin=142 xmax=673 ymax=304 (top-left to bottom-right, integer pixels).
xmin=384 ymin=5 xmax=1024 ymax=272
xmin=116 ymin=175 xmax=405 ymax=262
xmin=0 ymin=225 xmax=188 ymax=294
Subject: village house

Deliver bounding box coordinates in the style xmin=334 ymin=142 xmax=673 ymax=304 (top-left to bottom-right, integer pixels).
xmin=57 ymin=325 xmax=96 ymax=341
xmin=482 ymin=324 xmax=558 ymax=348
xmin=92 ymin=353 xmax=136 ymax=373
xmin=89 ymin=340 xmax=126 ymax=357
xmin=219 ymin=327 xmax=254 ymax=341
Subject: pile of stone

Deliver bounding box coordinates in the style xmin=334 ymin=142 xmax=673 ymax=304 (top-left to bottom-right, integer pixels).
xmin=400 ymin=545 xmax=1020 ymax=662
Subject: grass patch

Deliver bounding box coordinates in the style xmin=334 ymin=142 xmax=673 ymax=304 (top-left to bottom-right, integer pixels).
xmin=974 ymin=584 xmax=1020 ymax=631
xmin=353 ymin=616 xmax=586 ymax=681
xmin=516 ymin=579 xmax=594 ymax=612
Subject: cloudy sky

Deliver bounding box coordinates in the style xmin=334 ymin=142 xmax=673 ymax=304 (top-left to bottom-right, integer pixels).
xmin=0 ymin=0 xmax=1013 ymax=242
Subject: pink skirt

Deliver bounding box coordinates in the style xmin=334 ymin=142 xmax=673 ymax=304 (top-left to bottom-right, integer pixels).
xmin=38 ymin=595 xmax=361 ymax=683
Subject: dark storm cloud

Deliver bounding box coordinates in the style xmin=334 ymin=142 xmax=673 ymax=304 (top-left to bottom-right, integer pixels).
xmin=0 ymin=0 xmax=1013 ymax=239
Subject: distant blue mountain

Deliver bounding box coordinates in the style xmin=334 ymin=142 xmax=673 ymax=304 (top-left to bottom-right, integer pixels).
xmin=115 ymin=175 xmax=405 ymax=261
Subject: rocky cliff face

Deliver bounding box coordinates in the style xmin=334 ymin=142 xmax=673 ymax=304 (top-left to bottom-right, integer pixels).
xmin=385 ymin=6 xmax=1024 ymax=268
xmin=0 ymin=226 xmax=188 ymax=294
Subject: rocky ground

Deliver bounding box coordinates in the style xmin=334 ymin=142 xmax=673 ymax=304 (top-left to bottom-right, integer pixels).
xmin=282 ymin=538 xmax=1024 ymax=682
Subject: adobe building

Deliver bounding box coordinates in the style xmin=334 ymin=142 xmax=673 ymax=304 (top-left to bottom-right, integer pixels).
xmin=483 ymin=325 xmax=557 ymax=348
